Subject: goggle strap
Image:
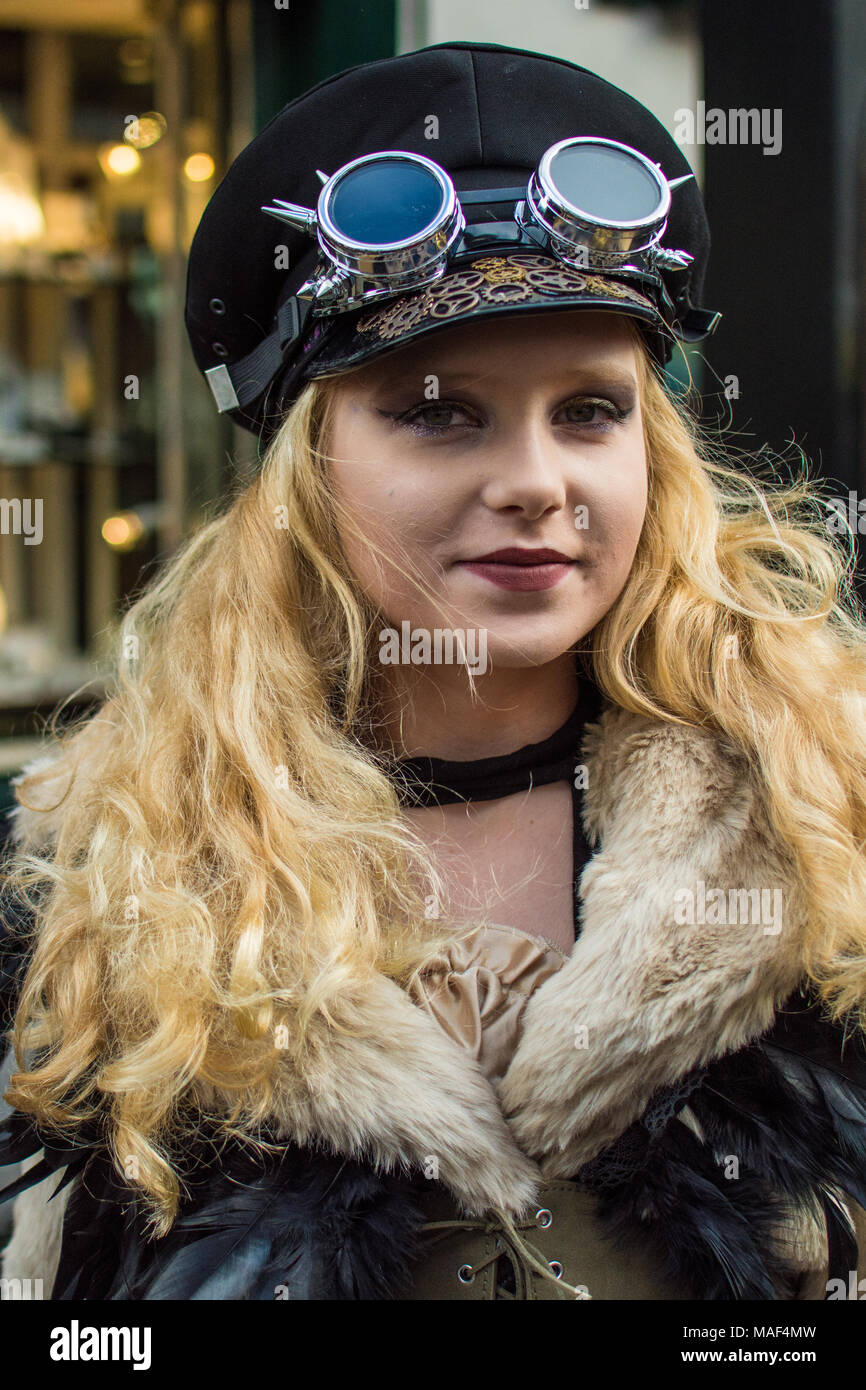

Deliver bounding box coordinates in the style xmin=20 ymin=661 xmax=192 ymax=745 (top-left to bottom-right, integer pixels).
xmin=205 ymin=297 xmax=311 ymax=413
xmin=457 ymin=187 xmax=527 ymax=205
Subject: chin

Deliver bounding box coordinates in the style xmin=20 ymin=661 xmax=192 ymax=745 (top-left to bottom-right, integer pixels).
xmin=478 ymin=626 xmax=587 ymax=671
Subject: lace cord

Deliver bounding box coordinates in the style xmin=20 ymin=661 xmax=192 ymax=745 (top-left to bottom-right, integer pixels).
xmin=418 ymin=1206 xmax=592 ymax=1299
xmin=575 ymin=1066 xmax=708 ymax=1190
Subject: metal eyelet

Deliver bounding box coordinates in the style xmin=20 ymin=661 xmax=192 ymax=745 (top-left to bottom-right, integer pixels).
xmin=535 ymin=1208 xmax=553 ymax=1228
xmin=211 ymin=342 xmax=229 ymax=358
xmin=548 ymin=1261 xmax=563 ymax=1279
xmin=209 ymin=297 xmax=226 ymax=315
xmin=457 ymin=1264 xmax=475 ymax=1284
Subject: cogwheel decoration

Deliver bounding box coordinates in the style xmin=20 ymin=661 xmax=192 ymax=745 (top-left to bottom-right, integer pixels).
xmin=357 ymin=292 xmax=435 ymax=338
xmin=524 ymin=265 xmax=589 ymax=294
xmin=467 ymin=257 xmax=510 ymax=279
xmin=581 ymin=275 xmax=634 ymax=300
xmin=478 ymin=261 xmax=527 ymax=285
xmin=485 ymin=280 xmax=532 ymax=302
xmin=356 ymin=303 xmax=394 ymax=334
xmin=503 ymin=254 xmax=557 ymax=271
xmin=427 ymin=286 xmax=483 ymax=318
xmin=435 ymin=269 xmax=486 ymax=292
xmin=349 ymin=256 xmax=656 ymax=348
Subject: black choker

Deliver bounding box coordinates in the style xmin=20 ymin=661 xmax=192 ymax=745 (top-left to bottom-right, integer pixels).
xmin=390 ymin=681 xmax=604 ymax=807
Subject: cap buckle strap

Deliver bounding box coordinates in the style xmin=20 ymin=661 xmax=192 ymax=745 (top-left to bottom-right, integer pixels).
xmin=204 ymin=297 xmax=312 ymax=413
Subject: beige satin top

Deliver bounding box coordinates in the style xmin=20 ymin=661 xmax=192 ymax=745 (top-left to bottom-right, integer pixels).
xmin=407 ymin=921 xmax=570 ymax=1087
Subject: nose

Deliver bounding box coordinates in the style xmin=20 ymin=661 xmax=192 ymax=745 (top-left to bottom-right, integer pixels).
xmin=478 ymin=416 xmax=568 ymax=520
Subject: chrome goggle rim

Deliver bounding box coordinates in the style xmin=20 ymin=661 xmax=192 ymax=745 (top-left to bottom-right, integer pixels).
xmin=527 ymin=136 xmax=672 ymax=259
xmin=315 ymin=150 xmax=465 ymax=288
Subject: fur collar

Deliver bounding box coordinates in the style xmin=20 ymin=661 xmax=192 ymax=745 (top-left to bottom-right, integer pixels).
xmin=5 ymin=703 xmax=809 ymax=1226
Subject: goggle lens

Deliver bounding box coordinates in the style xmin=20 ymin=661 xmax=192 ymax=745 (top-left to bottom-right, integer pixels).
xmin=548 ymin=142 xmax=662 ymax=223
xmin=329 ymin=158 xmax=447 ymax=246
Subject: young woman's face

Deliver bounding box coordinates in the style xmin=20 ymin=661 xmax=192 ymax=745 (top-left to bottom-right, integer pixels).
xmin=325 ymin=310 xmax=648 ymax=670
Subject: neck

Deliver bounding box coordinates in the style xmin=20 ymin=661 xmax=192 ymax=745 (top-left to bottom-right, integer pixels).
xmin=379 ymin=652 xmax=580 ymax=760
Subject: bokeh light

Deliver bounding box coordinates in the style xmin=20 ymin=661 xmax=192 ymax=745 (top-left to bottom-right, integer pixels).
xmin=183 ymin=153 xmax=215 ymax=183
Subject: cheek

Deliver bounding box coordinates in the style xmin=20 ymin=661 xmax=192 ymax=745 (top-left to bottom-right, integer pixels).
xmin=332 ymin=464 xmax=435 ymax=558
xmin=326 ymin=419 xmax=448 ymax=602
xmin=580 ymin=453 xmax=647 ymax=576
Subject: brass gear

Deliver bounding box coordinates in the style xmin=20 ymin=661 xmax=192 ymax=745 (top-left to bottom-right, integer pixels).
xmin=358 ymin=292 xmax=434 ymax=339
xmin=524 ymin=266 xmax=589 ymax=294
xmin=504 ymin=254 xmax=557 ymax=271
xmin=427 ymin=287 xmax=483 ymax=318
xmin=581 ymin=275 xmax=632 ymax=299
xmin=435 ymin=269 xmax=485 ymax=292
xmin=481 ymin=261 xmax=526 ymax=285
xmin=484 ymin=281 xmax=532 ymax=302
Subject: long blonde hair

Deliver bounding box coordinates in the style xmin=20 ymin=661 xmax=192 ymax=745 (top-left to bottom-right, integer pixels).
xmin=4 ymin=321 xmax=866 ymax=1234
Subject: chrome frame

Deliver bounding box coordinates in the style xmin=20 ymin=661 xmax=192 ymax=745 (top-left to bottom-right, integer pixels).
xmin=526 ymin=136 xmax=672 ymax=262
xmin=523 ymin=137 xmax=695 ymax=273
xmin=317 ymin=151 xmax=464 ymax=281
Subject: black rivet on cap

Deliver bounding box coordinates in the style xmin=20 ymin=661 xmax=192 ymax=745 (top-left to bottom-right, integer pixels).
xmin=212 ymin=342 xmax=229 ymax=358
xmin=209 ymin=298 xmax=226 ymax=315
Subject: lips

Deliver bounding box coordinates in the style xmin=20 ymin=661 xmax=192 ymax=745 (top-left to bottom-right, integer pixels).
xmin=467 ymin=547 xmax=574 ymax=565
xmin=458 ymin=546 xmax=577 ymax=593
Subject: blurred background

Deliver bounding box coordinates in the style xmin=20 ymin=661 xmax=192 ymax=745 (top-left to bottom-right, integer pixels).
xmin=0 ymin=0 xmax=864 ymax=1243
xmin=0 ymin=0 xmax=862 ymax=809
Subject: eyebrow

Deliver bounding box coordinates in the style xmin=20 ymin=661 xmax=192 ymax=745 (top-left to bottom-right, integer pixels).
xmin=369 ymin=361 xmax=639 ymax=392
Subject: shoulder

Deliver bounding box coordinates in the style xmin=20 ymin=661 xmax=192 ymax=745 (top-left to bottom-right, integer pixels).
xmin=581 ymin=700 xmax=758 ymax=850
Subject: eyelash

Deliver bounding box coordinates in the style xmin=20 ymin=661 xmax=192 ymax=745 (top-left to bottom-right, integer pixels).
xmin=379 ymin=397 xmax=631 ymax=437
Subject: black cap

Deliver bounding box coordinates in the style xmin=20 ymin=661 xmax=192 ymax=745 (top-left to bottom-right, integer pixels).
xmin=185 ymin=41 xmax=719 ymax=443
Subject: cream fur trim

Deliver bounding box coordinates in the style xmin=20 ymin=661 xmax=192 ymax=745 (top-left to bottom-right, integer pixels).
xmin=2 ymin=703 xmax=819 ymax=1283
xmin=498 ymin=707 xmax=808 ymax=1176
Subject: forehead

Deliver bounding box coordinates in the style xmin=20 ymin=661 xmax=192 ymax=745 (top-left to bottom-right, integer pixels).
xmin=340 ymin=310 xmax=641 ymax=390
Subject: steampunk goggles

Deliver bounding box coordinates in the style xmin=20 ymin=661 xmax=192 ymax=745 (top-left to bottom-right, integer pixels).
xmin=204 ymin=137 xmax=715 ymax=415
xmin=262 ymin=136 xmax=696 ymax=309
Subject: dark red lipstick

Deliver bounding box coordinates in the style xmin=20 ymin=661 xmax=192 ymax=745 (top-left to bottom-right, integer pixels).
xmin=459 ymin=546 xmax=577 ymax=592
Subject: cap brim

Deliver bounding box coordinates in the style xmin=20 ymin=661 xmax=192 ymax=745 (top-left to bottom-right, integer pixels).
xmin=302 ymin=253 xmax=668 ymax=379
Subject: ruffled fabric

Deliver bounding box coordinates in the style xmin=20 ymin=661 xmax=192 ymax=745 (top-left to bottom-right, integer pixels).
xmin=408 ymin=921 xmax=569 ymax=1086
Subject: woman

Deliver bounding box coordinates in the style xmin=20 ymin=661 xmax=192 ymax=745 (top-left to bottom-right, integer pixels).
xmin=2 ymin=40 xmax=866 ymax=1302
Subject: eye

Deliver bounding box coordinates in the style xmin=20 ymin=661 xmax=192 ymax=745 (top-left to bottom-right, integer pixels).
xmin=377 ymin=393 xmax=633 ymax=437
xmin=555 ymin=397 xmax=630 ymax=431
xmin=378 ymin=400 xmax=480 ymax=436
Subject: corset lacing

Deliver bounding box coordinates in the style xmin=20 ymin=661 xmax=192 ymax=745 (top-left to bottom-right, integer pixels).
xmin=418 ymin=1204 xmax=593 ymax=1299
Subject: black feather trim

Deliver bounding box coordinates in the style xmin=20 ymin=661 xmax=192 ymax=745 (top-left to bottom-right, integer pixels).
xmin=0 ymin=1107 xmax=98 ymax=1206
xmin=51 ymin=1135 xmax=427 ymax=1301
xmin=574 ymin=986 xmax=866 ymax=1300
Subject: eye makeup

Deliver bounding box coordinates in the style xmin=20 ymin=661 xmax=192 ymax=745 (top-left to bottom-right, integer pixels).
xmin=376 ymin=390 xmax=635 ymax=438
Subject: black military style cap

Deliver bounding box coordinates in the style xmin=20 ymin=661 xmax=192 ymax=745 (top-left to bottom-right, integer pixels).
xmin=185 ymin=41 xmax=720 ymax=443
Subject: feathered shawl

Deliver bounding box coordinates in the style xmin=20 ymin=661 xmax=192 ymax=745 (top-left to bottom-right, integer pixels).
xmin=2 ymin=703 xmax=866 ymax=1299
